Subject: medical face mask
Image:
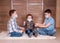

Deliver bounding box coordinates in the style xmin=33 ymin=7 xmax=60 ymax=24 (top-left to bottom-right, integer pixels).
xmin=12 ymin=14 xmax=18 ymax=19
xmin=45 ymin=15 xmax=49 ymax=18
xmin=27 ymin=18 xmax=32 ymax=22
xmin=15 ymin=14 xmax=18 ymax=18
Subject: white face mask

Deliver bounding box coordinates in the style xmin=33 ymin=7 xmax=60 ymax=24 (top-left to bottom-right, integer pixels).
xmin=12 ymin=14 xmax=18 ymax=19
xmin=14 ymin=14 xmax=18 ymax=18
xmin=15 ymin=14 xmax=18 ymax=18
xmin=27 ymin=18 xmax=32 ymax=22
xmin=45 ymin=15 xmax=49 ymax=18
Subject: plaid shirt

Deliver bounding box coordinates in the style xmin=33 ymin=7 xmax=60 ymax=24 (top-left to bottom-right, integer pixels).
xmin=7 ymin=16 xmax=20 ymax=33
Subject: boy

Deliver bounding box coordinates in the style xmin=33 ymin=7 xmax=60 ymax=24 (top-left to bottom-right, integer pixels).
xmin=24 ymin=14 xmax=38 ymax=37
xmin=35 ymin=9 xmax=56 ymax=36
xmin=7 ymin=9 xmax=24 ymax=37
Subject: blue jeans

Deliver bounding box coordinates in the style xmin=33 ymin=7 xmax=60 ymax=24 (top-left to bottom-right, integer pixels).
xmin=25 ymin=29 xmax=38 ymax=37
xmin=37 ymin=28 xmax=56 ymax=36
xmin=9 ymin=31 xmax=23 ymax=37
xmin=25 ymin=29 xmax=33 ymax=37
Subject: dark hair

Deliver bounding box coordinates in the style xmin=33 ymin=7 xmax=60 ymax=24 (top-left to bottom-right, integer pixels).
xmin=44 ymin=9 xmax=52 ymax=14
xmin=26 ymin=14 xmax=33 ymax=19
xmin=9 ymin=9 xmax=16 ymax=16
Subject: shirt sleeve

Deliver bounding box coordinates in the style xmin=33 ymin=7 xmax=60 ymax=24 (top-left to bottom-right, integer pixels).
xmin=49 ymin=18 xmax=54 ymax=25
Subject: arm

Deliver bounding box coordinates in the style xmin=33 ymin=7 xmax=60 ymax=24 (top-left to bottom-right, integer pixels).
xmin=39 ymin=23 xmax=50 ymax=28
xmin=35 ymin=22 xmax=51 ymax=28
xmin=15 ymin=22 xmax=25 ymax=32
xmin=23 ymin=21 xmax=27 ymax=29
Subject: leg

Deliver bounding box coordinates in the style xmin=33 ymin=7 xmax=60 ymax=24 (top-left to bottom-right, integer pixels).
xmin=10 ymin=31 xmax=23 ymax=37
xmin=37 ymin=28 xmax=47 ymax=35
xmin=47 ymin=29 xmax=56 ymax=36
xmin=25 ymin=29 xmax=33 ymax=37
xmin=33 ymin=29 xmax=38 ymax=37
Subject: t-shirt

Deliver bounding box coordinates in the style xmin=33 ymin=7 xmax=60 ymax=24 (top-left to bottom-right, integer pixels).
xmin=45 ymin=17 xmax=55 ymax=30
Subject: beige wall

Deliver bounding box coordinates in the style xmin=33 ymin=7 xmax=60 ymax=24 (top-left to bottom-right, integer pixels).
xmin=56 ymin=0 xmax=60 ymax=28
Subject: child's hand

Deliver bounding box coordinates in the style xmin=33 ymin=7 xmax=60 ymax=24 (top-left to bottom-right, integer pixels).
xmin=23 ymin=21 xmax=26 ymax=26
xmin=35 ymin=23 xmax=39 ymax=27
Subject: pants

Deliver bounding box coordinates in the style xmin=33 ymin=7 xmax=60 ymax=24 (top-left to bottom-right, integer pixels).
xmin=25 ymin=29 xmax=38 ymax=37
xmin=37 ymin=28 xmax=56 ymax=36
xmin=9 ymin=31 xmax=23 ymax=37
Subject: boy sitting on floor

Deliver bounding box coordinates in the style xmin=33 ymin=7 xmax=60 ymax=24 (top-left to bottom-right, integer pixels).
xmin=35 ymin=9 xmax=56 ymax=36
xmin=7 ymin=9 xmax=24 ymax=37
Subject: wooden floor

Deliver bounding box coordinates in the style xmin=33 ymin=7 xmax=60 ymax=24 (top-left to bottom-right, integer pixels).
xmin=0 ymin=28 xmax=60 ymax=43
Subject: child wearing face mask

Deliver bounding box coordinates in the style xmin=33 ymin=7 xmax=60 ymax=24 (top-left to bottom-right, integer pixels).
xmin=7 ymin=9 xmax=24 ymax=37
xmin=35 ymin=9 xmax=56 ymax=36
xmin=24 ymin=14 xmax=38 ymax=37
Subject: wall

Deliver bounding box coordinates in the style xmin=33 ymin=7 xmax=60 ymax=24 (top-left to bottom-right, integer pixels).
xmin=56 ymin=0 xmax=60 ymax=28
xmin=0 ymin=0 xmax=11 ymax=32
xmin=13 ymin=0 xmax=43 ymax=26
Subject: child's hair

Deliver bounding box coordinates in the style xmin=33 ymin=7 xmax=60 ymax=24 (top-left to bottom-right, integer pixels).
xmin=44 ymin=9 xmax=52 ymax=14
xmin=26 ymin=14 xmax=33 ymax=19
xmin=9 ymin=9 xmax=16 ymax=16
